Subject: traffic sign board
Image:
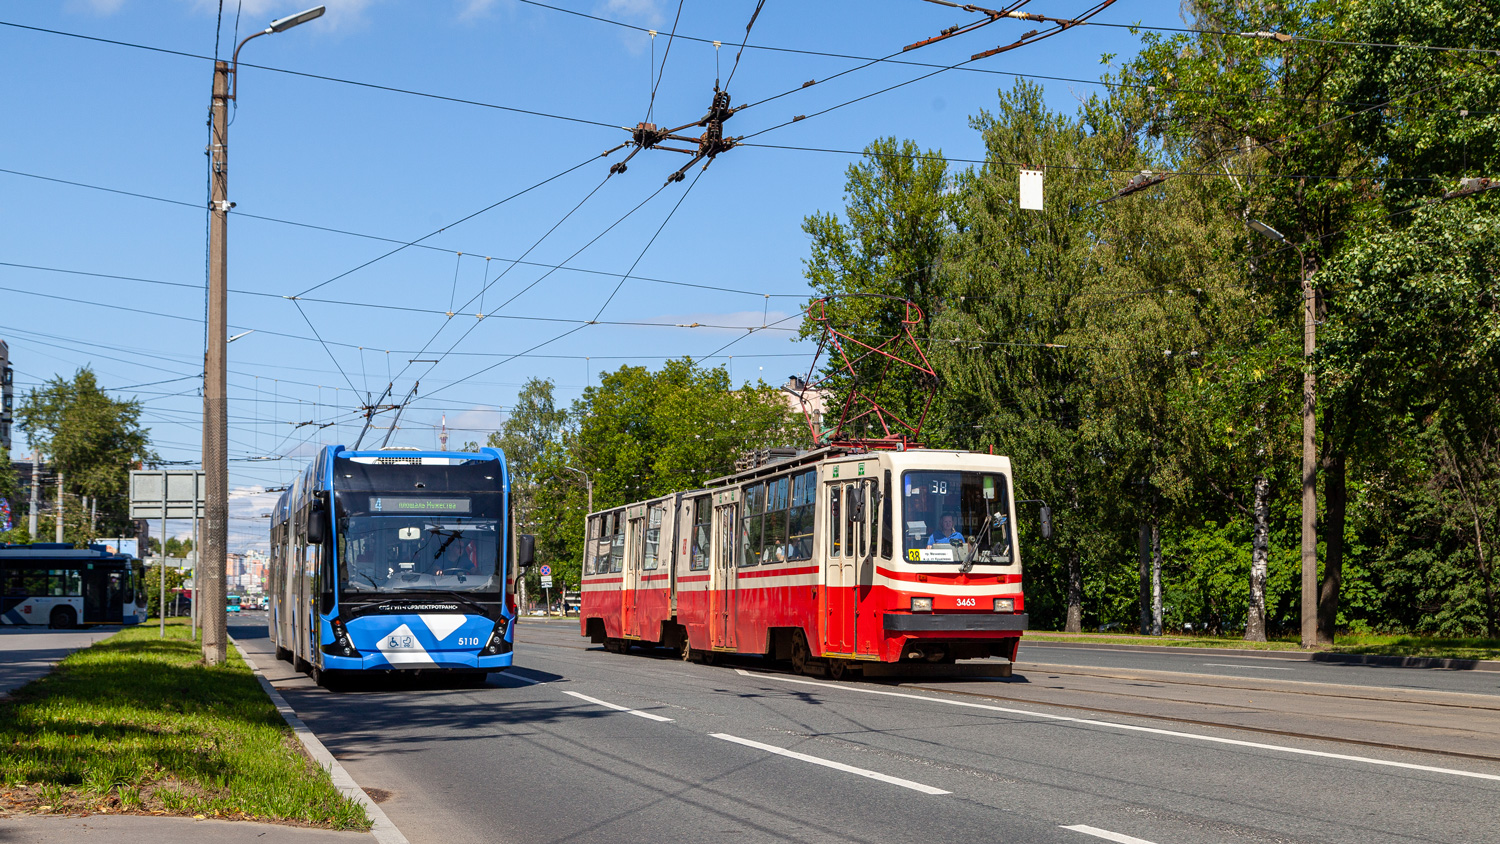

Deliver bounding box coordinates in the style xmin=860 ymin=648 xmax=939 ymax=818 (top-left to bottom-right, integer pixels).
xmin=540 ymin=576 xmax=554 ymax=588
xmin=539 ymin=564 xmax=552 ymax=576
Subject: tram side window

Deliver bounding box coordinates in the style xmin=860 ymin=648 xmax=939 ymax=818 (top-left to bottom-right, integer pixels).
xmin=609 ymin=512 xmax=625 ymax=573
xmin=788 ymin=470 xmax=815 ymax=561
xmin=690 ymin=497 xmax=711 ymax=571
xmin=760 ymin=476 xmax=789 ymax=564
xmin=644 ymin=506 xmax=664 ymax=571
xmin=881 ymin=470 xmax=893 ymax=559
xmin=829 ymin=484 xmax=841 ymax=556
xmin=740 ymin=482 xmax=763 ymax=567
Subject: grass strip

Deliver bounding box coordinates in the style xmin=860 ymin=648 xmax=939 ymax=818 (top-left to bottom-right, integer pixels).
xmin=1022 ymin=631 xmax=1500 ymax=661
xmin=0 ymin=619 xmax=370 ymax=829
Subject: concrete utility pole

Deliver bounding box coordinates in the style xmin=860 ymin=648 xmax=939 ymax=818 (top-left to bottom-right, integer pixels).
xmin=27 ymin=450 xmax=38 ymax=538
xmin=55 ymin=473 xmax=64 ymax=543
xmin=203 ymin=57 xmax=230 ymax=665
xmin=202 ymin=4 xmax=324 ymax=666
xmin=1249 ymin=220 xmax=1319 ymax=649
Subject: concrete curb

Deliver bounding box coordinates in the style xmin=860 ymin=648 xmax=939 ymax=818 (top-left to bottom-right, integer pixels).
xmin=1022 ymin=638 xmax=1500 ymax=672
xmin=228 ymin=636 xmax=408 ymax=844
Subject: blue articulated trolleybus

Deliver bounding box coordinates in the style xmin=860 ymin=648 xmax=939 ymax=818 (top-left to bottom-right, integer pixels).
xmin=269 ymin=446 xmax=534 ymax=687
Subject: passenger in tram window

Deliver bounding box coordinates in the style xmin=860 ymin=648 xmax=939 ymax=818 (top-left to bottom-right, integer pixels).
xmin=926 ymin=514 xmax=965 ymax=547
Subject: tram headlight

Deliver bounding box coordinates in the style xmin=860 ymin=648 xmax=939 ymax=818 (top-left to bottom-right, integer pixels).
xmin=911 ymin=597 xmax=933 ymax=612
xmin=993 ymin=598 xmax=1014 ymax=612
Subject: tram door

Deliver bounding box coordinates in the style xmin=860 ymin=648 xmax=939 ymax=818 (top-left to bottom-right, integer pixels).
xmin=710 ymin=502 xmax=737 ymax=649
xmin=623 ymin=513 xmax=644 ymax=638
xmin=824 ymin=482 xmax=856 ymax=654
xmin=854 ymin=478 xmax=878 ymax=655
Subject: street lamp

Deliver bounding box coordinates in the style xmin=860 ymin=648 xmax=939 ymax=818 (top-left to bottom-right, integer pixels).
xmin=201 ymin=5 xmax=324 ymax=667
xmin=563 ymin=466 xmax=594 ymax=514
xmin=1247 ymin=217 xmax=1318 ymax=649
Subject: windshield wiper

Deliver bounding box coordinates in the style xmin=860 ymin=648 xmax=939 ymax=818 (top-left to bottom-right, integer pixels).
xmin=961 ymin=512 xmax=1000 ymax=574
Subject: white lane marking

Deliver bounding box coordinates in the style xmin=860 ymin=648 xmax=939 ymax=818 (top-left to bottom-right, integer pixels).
xmin=564 ymin=690 xmax=674 ymax=722
xmin=733 ymin=669 xmax=1500 ymax=783
xmin=1202 ymin=663 xmax=1293 ymax=670
xmin=496 ymin=672 xmax=548 ymax=685
xmin=1062 ymin=824 xmax=1159 ymax=844
xmin=710 ymin=733 xmax=950 ymax=795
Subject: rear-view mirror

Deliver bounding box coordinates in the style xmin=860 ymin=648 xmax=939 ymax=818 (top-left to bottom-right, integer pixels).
xmin=517 ymin=534 xmax=536 ymax=569
xmin=1040 ymin=505 xmax=1053 ymax=540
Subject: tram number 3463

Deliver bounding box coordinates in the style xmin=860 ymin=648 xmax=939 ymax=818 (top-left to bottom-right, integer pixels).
xmin=955 ymin=598 xmax=976 ymax=607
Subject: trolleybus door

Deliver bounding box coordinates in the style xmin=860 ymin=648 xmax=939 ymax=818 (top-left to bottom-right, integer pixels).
xmin=710 ymin=502 xmax=737 ymax=649
xmin=824 ymin=482 xmax=855 ymax=655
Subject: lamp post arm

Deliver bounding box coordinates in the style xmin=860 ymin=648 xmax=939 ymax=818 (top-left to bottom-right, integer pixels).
xmin=228 ymin=29 xmax=272 ymax=101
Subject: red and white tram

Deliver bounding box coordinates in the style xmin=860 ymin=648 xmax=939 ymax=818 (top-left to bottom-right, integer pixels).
xmin=579 ymin=446 xmax=1029 ymax=678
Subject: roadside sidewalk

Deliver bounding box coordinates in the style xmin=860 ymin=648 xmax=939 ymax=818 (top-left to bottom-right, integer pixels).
xmin=0 ymin=626 xmax=118 ymax=697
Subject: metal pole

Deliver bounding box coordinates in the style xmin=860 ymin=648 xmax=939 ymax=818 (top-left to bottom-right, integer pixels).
xmin=160 ymin=504 xmax=167 ymax=637
xmin=201 ymin=59 xmax=230 ymax=666
xmin=56 ymin=473 xmax=64 ymax=543
xmin=27 ymin=450 xmax=38 ymax=538
xmin=192 ymin=513 xmax=200 ymax=640
xmin=1298 ymin=246 xmax=1318 ymax=649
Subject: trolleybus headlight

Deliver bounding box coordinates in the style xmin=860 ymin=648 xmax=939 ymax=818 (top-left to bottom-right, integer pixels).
xmin=322 ymin=617 xmax=362 ymax=658
xmin=479 ymin=616 xmax=511 ymax=656
xmin=993 ymin=598 xmax=1014 ymax=612
xmin=911 ymin=597 xmax=933 ymax=612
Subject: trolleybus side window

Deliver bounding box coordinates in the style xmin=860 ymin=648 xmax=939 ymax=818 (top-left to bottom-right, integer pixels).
xmin=644 ymin=506 xmax=664 ymax=570
xmin=740 ymin=482 xmax=763 ymax=567
xmin=829 ymin=483 xmax=841 ymax=556
xmin=690 ymin=497 xmax=711 ymax=571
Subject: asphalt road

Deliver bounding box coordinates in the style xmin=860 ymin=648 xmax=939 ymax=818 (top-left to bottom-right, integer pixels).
xmin=231 ymin=615 xmax=1500 ymax=844
xmin=0 ymin=625 xmax=118 ymax=696
xmin=1017 ymin=642 xmax=1500 ymax=697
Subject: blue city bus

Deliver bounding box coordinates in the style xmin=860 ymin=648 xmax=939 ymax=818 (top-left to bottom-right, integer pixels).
xmin=268 ymin=446 xmax=533 ymax=687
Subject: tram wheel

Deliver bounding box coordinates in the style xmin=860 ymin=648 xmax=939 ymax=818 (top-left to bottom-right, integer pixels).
xmin=604 ymin=638 xmax=627 ymax=654
xmin=700 ymin=649 xmax=720 ymax=666
xmin=826 ymin=659 xmax=848 ymax=681
xmin=789 ymin=634 xmax=811 ymax=675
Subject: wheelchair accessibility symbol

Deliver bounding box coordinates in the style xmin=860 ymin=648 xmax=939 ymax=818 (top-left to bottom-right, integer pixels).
xmin=387 ymin=634 xmax=414 ymax=649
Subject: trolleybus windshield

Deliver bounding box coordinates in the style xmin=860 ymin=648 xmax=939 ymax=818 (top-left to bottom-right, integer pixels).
xmin=900 ymin=470 xmax=1013 ymax=565
xmin=336 ymin=493 xmax=503 ymax=594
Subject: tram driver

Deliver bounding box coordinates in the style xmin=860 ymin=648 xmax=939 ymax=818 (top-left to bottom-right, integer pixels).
xmin=926 ymin=514 xmax=965 ymax=547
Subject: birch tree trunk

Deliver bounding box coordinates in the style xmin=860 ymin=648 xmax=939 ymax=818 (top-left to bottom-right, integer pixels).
xmin=1150 ymin=523 xmax=1163 ymax=636
xmin=1245 ymin=474 xmax=1269 ymax=642
xmin=1066 ymin=549 xmax=1082 ymax=633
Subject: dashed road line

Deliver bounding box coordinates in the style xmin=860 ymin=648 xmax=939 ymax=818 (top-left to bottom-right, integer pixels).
xmin=1062 ymin=824 xmax=1160 ymax=844
xmin=710 ymin=733 xmax=951 ymax=795
xmin=564 ymin=690 xmax=674 ymax=721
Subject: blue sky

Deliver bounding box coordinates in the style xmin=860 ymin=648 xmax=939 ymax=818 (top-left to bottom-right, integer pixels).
xmin=1 ymin=0 xmax=1181 ymax=551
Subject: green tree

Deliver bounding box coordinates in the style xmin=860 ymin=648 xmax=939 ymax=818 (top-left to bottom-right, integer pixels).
xmin=800 ymin=136 xmax=958 ymax=444
xmin=16 ymin=368 xmax=155 ymax=540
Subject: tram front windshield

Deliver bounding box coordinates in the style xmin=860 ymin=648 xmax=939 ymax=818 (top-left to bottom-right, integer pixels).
xmin=337 ymin=494 xmax=502 ymax=594
xmin=900 ymin=470 xmax=1013 ymax=565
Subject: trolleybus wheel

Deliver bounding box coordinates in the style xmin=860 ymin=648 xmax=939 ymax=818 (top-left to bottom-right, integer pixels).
xmin=49 ymin=606 xmax=77 ymax=630
xmin=456 ymin=672 xmax=489 ymax=689
xmin=275 ymin=645 xmax=292 ymax=663
xmin=826 ymin=658 xmax=848 ymax=681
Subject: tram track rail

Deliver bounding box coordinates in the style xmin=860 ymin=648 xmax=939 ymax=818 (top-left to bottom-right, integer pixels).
xmin=523 ymin=634 xmax=1500 ymax=766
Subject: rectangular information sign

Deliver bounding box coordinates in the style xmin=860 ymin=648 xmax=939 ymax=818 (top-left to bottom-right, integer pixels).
xmin=129 ymin=470 xmax=205 ymax=519
xmin=370 ymin=496 xmax=471 ymax=514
